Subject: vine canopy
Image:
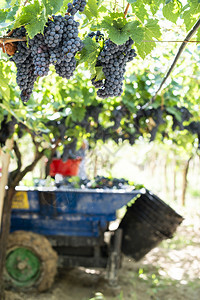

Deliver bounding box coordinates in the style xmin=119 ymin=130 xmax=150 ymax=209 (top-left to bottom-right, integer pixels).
xmin=1 ymin=0 xmax=200 ymax=58
xmin=0 ymin=1 xmax=200 ymax=152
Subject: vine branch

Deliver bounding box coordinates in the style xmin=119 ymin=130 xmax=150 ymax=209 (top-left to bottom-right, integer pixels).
xmin=150 ymin=17 xmax=200 ymax=103
xmin=7 ymin=30 xmax=14 ymax=37
xmin=45 ymin=138 xmax=61 ymax=178
xmin=9 ymin=147 xmax=46 ymax=188
xmin=124 ymin=3 xmax=130 ymax=18
xmin=0 ymin=37 xmax=26 ymax=44
xmin=13 ymin=141 xmax=22 ymax=171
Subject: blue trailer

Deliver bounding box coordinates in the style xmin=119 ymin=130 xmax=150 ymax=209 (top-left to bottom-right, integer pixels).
xmin=5 ymin=186 xmax=183 ymax=292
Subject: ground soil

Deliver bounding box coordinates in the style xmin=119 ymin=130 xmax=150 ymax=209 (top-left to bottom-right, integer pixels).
xmin=5 ymin=213 xmax=200 ymax=300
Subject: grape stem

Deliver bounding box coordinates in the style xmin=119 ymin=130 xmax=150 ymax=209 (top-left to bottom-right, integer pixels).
xmin=0 ymin=37 xmax=26 ymax=44
xmin=7 ymin=30 xmax=14 ymax=37
xmin=124 ymin=3 xmax=130 ymax=18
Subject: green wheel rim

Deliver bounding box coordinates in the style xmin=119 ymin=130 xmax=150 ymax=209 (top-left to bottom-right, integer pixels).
xmin=6 ymin=247 xmax=41 ymax=287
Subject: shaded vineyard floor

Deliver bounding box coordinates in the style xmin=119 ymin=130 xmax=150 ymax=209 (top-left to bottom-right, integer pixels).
xmin=5 ymin=211 xmax=200 ymax=300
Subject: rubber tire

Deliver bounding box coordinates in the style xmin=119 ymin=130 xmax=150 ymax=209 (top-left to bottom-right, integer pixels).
xmin=4 ymin=230 xmax=58 ymax=292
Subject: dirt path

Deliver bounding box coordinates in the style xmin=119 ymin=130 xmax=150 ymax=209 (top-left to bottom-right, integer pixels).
xmin=5 ymin=214 xmax=200 ymax=300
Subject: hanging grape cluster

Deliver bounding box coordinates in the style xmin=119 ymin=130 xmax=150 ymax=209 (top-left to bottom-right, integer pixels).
xmin=88 ymin=30 xmax=104 ymax=42
xmin=89 ymin=32 xmax=137 ymax=98
xmin=0 ymin=116 xmax=16 ymax=146
xmin=67 ymin=0 xmax=87 ymax=15
xmin=8 ymin=9 xmax=84 ymax=102
xmin=185 ymin=121 xmax=200 ymax=148
xmin=7 ymin=4 xmax=139 ymax=103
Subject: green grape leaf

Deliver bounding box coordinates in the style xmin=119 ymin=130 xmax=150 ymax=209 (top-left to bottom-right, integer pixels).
xmin=78 ymin=37 xmax=99 ymax=75
xmin=14 ymin=1 xmax=40 ymax=27
xmin=101 ymin=13 xmax=126 ymax=30
xmin=135 ymin=19 xmax=161 ymax=59
xmin=123 ymin=21 xmax=144 ymax=43
xmin=41 ymin=0 xmax=63 ymax=15
xmin=101 ymin=14 xmax=130 ymax=44
xmin=0 ymin=70 xmax=10 ymax=100
xmin=131 ymin=2 xmax=148 ymax=23
xmin=182 ymin=0 xmax=200 ymax=31
xmin=36 ymin=122 xmax=50 ymax=133
xmin=71 ymin=106 xmax=86 ymax=122
xmin=2 ymin=0 xmax=18 ymax=9
xmin=14 ymin=1 xmax=47 ymax=38
xmin=94 ymin=66 xmax=105 ymax=81
xmin=84 ymin=0 xmax=99 ymax=19
xmin=0 ymin=5 xmax=18 ymax=32
xmin=0 ymin=101 xmax=24 ymax=123
xmin=5 ymin=5 xmax=18 ymax=20
xmin=0 ymin=8 xmax=9 ymax=22
xmin=79 ymin=37 xmax=99 ymax=65
xmin=107 ymin=26 xmax=130 ymax=44
xmin=25 ymin=11 xmax=46 ymax=38
xmin=166 ymin=106 xmax=182 ymax=121
xmin=163 ymin=0 xmax=182 ymax=23
xmin=58 ymin=0 xmax=71 ymax=14
xmin=149 ymin=0 xmax=163 ymax=15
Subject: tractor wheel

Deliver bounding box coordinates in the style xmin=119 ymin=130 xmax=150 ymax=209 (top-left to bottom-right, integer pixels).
xmin=4 ymin=230 xmax=58 ymax=292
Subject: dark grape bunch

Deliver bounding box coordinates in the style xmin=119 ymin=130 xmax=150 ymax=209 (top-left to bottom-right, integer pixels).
xmin=67 ymin=0 xmax=87 ymax=15
xmin=43 ymin=15 xmax=65 ymax=47
xmin=8 ymin=3 xmax=86 ymax=103
xmin=91 ymin=36 xmax=137 ymax=98
xmin=168 ymin=106 xmax=192 ymax=131
xmin=29 ymin=34 xmax=50 ymax=77
xmin=0 ymin=116 xmax=16 ymax=146
xmin=8 ymin=28 xmax=37 ymax=101
xmin=55 ymin=175 xmax=138 ymax=190
xmin=87 ymin=30 xmax=104 ymax=42
xmin=45 ymin=103 xmax=196 ymax=163
xmin=185 ymin=121 xmax=200 ymax=149
xmin=132 ymin=105 xmax=194 ymax=143
xmin=110 ymin=105 xmax=129 ymax=130
xmin=16 ymin=56 xmax=37 ymax=102
xmin=9 ymin=27 xmax=31 ymax=64
xmin=134 ymin=106 xmax=165 ymax=142
xmin=62 ymin=139 xmax=78 ymax=161
xmin=91 ymin=77 xmax=104 ymax=88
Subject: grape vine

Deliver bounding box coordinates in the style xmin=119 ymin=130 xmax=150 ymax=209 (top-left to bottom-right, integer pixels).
xmin=44 ymin=102 xmax=195 ymax=161
xmin=6 ymin=8 xmax=84 ymax=102
xmin=89 ymin=32 xmax=137 ymax=98
xmin=2 ymin=3 xmax=139 ymax=103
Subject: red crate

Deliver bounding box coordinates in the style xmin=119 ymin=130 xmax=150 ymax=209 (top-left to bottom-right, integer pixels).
xmin=49 ymin=158 xmax=81 ymax=177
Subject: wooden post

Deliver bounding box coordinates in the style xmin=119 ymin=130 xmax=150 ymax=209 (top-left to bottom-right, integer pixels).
xmin=173 ymin=157 xmax=177 ymax=202
xmin=0 ymin=187 xmax=16 ymax=299
xmin=94 ymin=153 xmax=98 ymax=178
xmin=181 ymin=156 xmax=193 ymax=206
xmin=0 ymin=138 xmax=13 ymax=300
xmin=164 ymin=155 xmax=169 ymax=198
xmin=0 ymin=138 xmax=13 ymax=228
